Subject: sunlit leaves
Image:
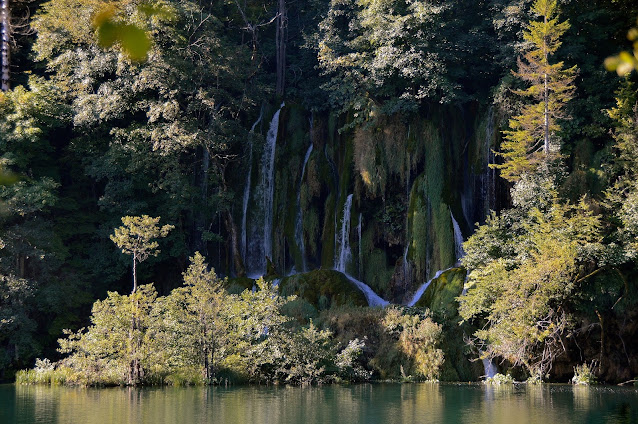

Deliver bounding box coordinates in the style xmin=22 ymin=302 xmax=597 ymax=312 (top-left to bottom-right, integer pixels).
xmin=459 ymin=184 xmax=604 ymax=378
xmin=110 ymin=215 xmax=173 ymax=261
xmin=92 ymin=1 xmax=176 ymax=61
xmin=605 ymin=18 xmax=638 ymax=76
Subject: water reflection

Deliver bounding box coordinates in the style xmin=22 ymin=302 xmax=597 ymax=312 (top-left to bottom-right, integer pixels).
xmin=1 ymin=383 xmax=637 ymax=424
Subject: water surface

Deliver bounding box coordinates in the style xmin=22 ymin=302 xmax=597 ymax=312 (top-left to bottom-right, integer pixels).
xmin=1 ymin=383 xmax=637 ymax=424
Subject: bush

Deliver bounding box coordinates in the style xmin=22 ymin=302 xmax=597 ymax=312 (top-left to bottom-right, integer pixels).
xmin=15 ymin=359 xmax=73 ymax=385
xmin=484 ymin=373 xmax=515 ymax=385
xmin=572 ymin=363 xmax=597 ymax=385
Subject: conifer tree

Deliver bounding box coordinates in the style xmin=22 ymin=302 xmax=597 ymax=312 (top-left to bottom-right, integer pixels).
xmin=495 ymin=0 xmax=576 ymax=182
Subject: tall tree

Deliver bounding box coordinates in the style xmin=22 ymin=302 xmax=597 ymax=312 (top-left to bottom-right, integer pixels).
xmin=495 ymin=0 xmax=576 ymax=182
xmin=110 ymin=215 xmax=173 ymax=293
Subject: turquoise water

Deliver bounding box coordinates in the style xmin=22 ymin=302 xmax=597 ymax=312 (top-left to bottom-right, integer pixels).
xmin=1 ymin=383 xmax=637 ymax=424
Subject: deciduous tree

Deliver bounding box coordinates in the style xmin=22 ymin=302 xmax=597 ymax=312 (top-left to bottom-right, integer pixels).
xmin=110 ymin=215 xmax=173 ymax=293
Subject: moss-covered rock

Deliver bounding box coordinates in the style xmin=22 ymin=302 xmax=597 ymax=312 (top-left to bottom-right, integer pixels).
xmin=415 ymin=267 xmax=466 ymax=316
xmin=225 ymin=276 xmax=255 ymax=294
xmin=278 ymin=269 xmax=368 ymax=311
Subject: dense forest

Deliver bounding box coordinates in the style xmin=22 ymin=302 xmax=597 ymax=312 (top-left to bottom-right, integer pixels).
xmin=1 ymin=0 xmax=638 ymax=385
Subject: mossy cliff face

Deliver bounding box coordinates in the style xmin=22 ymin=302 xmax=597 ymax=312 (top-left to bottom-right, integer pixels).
xmin=236 ymin=101 xmax=498 ymax=304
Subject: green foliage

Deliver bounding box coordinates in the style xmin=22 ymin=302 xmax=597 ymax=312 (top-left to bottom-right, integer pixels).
xmin=56 ymin=283 xmax=159 ymax=385
xmin=484 ymin=373 xmax=515 ymax=385
xmin=382 ymin=306 xmax=444 ymax=380
xmin=605 ymin=80 xmax=638 ymax=261
xmin=317 ymin=0 xmax=494 ymax=122
xmin=110 ymin=215 xmax=173 ymax=261
xmin=605 ymin=18 xmax=638 ymax=75
xmin=110 ymin=215 xmax=173 ymax=292
xmin=460 ymin=181 xmax=604 ymax=378
xmin=571 ymin=362 xmax=598 ymax=385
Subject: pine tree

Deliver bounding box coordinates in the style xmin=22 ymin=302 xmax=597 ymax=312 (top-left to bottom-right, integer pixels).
xmin=494 ymin=0 xmax=576 ymax=182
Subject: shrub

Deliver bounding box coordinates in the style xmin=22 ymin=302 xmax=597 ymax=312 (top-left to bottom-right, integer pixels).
xmin=572 ymin=363 xmax=597 ymax=385
xmin=484 ymin=373 xmax=515 ymax=385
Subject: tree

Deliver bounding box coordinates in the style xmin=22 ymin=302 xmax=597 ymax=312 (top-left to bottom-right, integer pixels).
xmin=494 ymin=0 xmax=576 ymax=182
xmin=110 ymin=215 xmax=173 ymax=293
xmin=459 ymin=182 xmax=604 ymax=379
xmin=160 ymin=252 xmax=229 ymax=382
xmin=57 ymin=284 xmax=159 ymax=385
xmin=317 ymin=0 xmax=493 ymax=122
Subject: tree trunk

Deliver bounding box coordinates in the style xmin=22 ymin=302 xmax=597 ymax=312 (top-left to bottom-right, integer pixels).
xmin=1 ymin=0 xmax=9 ymax=92
xmin=132 ymin=255 xmax=137 ymax=293
xmin=223 ymin=210 xmax=245 ymax=277
xmin=275 ymin=0 xmax=286 ymax=97
xmin=543 ymin=72 xmax=549 ymax=155
xmin=543 ymin=13 xmax=549 ymax=155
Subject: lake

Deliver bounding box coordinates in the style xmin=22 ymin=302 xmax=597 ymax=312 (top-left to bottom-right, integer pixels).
xmin=1 ymin=383 xmax=637 ymax=423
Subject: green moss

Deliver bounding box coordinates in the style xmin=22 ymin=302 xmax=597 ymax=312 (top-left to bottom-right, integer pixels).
xmin=225 ymin=276 xmax=255 ymax=294
xmin=321 ymin=193 xmax=336 ymax=268
xmin=278 ymin=269 xmax=368 ymax=311
xmin=363 ymin=249 xmax=394 ymax=296
xmin=305 ymin=207 xmax=320 ymax=259
xmin=415 ymin=267 xmax=466 ymax=316
xmin=409 ymin=191 xmax=428 ymax=279
xmin=431 ymin=202 xmax=455 ymax=273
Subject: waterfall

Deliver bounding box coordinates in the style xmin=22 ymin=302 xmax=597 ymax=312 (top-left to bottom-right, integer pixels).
xmin=343 ymin=273 xmax=389 ymax=307
xmin=334 ymin=194 xmax=389 ymax=307
xmin=451 ymin=211 xmax=465 ymax=261
xmin=241 ymin=107 xmax=264 ymax=263
xmin=294 ymin=143 xmax=313 ymax=272
xmin=357 ymin=213 xmax=362 ymax=279
xmin=246 ymin=103 xmax=284 ymax=277
xmin=335 ymin=194 xmax=353 ymax=272
xmin=482 ymin=357 xmax=497 ymax=378
xmin=405 ymin=268 xmax=449 ymax=307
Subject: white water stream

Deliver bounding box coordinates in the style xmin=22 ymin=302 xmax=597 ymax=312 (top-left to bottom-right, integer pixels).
xmin=245 ymin=103 xmax=284 ymax=277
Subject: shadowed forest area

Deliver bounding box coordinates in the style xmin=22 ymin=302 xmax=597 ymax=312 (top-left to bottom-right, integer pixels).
xmin=2 ymin=0 xmax=638 ymax=385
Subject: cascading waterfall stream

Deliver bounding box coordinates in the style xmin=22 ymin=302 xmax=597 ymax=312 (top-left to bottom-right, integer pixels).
xmin=241 ymin=107 xmax=264 ymax=264
xmin=357 ymin=213 xmax=362 ymax=279
xmin=482 ymin=357 xmax=498 ymax=378
xmin=405 ymin=268 xmax=450 ymax=307
xmin=451 ymin=211 xmax=465 ymax=262
xmin=294 ymin=143 xmax=313 ymax=272
xmin=335 ymin=194 xmax=353 ymax=273
xmin=335 ymin=194 xmax=389 ymax=307
xmin=246 ymin=102 xmax=284 ymax=277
